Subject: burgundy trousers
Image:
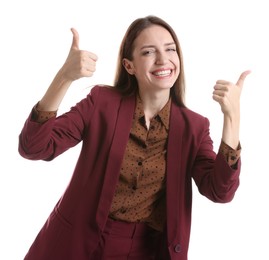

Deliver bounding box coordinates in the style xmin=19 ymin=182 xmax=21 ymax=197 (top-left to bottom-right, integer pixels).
xmin=92 ymin=218 xmax=163 ymax=260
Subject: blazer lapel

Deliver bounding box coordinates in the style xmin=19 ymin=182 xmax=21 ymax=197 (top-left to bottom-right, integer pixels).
xmin=166 ymin=102 xmax=184 ymax=242
xmin=96 ymin=95 xmax=135 ymax=230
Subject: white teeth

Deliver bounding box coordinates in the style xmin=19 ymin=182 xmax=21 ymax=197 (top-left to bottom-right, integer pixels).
xmin=154 ymin=70 xmax=171 ymax=76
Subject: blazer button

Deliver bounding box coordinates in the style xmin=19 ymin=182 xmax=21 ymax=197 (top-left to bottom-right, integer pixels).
xmin=174 ymin=244 xmax=181 ymax=253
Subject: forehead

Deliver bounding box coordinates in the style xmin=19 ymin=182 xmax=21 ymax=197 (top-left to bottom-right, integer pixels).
xmin=134 ymin=25 xmax=174 ymax=47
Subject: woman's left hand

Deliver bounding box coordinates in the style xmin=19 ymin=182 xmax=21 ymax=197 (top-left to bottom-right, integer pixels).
xmin=213 ymin=70 xmax=251 ymax=117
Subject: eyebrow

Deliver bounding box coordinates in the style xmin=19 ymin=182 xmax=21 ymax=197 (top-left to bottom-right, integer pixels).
xmin=140 ymin=42 xmax=176 ymax=50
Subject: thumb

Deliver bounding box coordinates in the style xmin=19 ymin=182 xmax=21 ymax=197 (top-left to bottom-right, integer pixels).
xmin=236 ymin=70 xmax=251 ymax=88
xmin=70 ymin=27 xmax=79 ymax=50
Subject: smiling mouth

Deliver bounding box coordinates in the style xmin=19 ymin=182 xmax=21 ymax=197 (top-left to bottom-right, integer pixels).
xmin=152 ymin=69 xmax=172 ymax=77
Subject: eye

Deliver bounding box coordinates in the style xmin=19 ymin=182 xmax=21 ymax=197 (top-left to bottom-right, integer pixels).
xmin=167 ymin=47 xmax=177 ymax=52
xmin=142 ymin=49 xmax=155 ymax=56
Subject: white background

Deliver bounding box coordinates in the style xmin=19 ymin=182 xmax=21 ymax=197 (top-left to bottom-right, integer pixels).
xmin=0 ymin=0 xmax=268 ymax=259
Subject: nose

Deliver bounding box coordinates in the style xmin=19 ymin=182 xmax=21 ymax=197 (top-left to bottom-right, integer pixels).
xmin=155 ymin=51 xmax=168 ymax=65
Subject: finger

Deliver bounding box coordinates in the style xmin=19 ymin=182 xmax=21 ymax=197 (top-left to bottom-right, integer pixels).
xmin=236 ymin=70 xmax=251 ymax=88
xmin=215 ymin=80 xmax=231 ymax=85
xmin=70 ymin=27 xmax=79 ymax=50
xmin=214 ymin=84 xmax=229 ymax=90
xmin=213 ymin=89 xmax=226 ymax=97
xmin=88 ymin=52 xmax=98 ymax=62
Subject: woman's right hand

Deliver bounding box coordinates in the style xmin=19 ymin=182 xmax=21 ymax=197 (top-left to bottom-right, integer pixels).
xmin=36 ymin=28 xmax=98 ymax=111
xmin=61 ymin=28 xmax=98 ymax=81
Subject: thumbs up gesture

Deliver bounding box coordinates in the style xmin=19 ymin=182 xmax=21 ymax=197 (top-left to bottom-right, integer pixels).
xmin=61 ymin=28 xmax=98 ymax=81
xmin=213 ymin=70 xmax=251 ymax=116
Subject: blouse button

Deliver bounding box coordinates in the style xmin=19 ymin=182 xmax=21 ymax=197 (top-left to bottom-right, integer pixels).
xmin=120 ymin=208 xmax=127 ymax=214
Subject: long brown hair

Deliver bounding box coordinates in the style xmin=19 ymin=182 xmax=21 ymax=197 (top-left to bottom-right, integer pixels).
xmin=113 ymin=15 xmax=186 ymax=107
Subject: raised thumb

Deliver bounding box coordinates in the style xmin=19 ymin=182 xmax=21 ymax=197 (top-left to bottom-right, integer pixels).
xmin=70 ymin=27 xmax=79 ymax=50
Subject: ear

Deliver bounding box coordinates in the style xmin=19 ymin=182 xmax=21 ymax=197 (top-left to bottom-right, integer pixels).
xmin=122 ymin=58 xmax=135 ymax=75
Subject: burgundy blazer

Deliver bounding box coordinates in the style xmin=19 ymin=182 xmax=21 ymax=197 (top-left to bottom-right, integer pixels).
xmin=19 ymin=85 xmax=240 ymax=260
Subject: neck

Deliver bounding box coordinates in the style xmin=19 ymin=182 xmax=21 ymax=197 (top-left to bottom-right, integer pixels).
xmin=139 ymin=89 xmax=170 ymax=127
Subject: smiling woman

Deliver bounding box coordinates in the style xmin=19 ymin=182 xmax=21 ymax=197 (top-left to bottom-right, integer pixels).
xmin=17 ymin=14 xmax=251 ymax=260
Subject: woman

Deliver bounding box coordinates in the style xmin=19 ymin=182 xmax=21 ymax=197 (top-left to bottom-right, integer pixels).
xmin=18 ymin=15 xmax=250 ymax=260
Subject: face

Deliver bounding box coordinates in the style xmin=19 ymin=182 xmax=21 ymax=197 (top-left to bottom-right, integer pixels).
xmin=123 ymin=25 xmax=180 ymax=95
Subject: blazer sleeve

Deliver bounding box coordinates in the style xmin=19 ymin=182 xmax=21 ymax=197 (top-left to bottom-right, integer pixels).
xmin=191 ymin=117 xmax=241 ymax=203
xmin=18 ymin=86 xmax=100 ymax=161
